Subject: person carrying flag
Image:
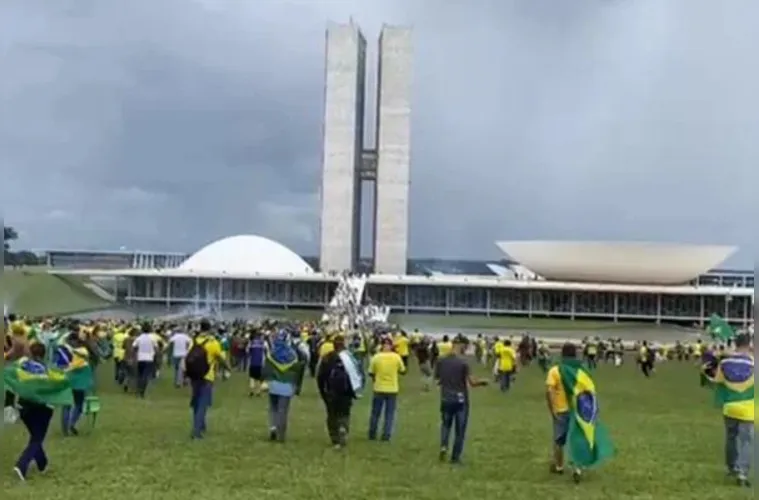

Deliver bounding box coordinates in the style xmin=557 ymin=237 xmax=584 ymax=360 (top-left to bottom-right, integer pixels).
xmin=54 ymin=333 xmax=94 ymax=436
xmin=546 ymin=342 xmax=613 ymax=483
xmin=4 ymin=342 xmax=73 ymax=481
xmin=703 ymin=332 xmax=753 ymax=487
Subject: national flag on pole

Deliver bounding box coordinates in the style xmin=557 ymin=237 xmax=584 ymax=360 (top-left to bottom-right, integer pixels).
xmin=708 ymin=314 xmax=735 ymax=342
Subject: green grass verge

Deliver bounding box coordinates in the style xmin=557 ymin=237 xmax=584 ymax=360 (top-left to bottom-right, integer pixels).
xmin=1 ymin=269 xmax=112 ymax=316
xmin=0 ymin=359 xmax=741 ymax=499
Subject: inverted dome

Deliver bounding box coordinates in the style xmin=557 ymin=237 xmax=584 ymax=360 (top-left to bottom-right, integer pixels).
xmin=180 ymin=235 xmax=314 ymax=275
xmin=496 ymin=241 xmax=735 ymax=285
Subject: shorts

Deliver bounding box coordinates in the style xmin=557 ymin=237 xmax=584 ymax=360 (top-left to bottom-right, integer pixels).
xmin=553 ymin=412 xmax=570 ymax=446
xmin=248 ymin=365 xmax=263 ymax=381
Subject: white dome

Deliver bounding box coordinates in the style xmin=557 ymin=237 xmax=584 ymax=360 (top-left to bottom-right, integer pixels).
xmin=496 ymin=240 xmax=735 ymax=285
xmin=180 ymin=235 xmax=314 ymax=275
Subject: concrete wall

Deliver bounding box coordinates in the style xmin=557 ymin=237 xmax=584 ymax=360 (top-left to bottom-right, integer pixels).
xmin=319 ymin=22 xmax=367 ymax=272
xmin=373 ymin=26 xmax=412 ymax=275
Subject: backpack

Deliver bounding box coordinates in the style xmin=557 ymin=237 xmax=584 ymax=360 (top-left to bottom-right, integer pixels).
xmin=326 ymin=358 xmax=351 ymax=396
xmin=185 ymin=339 xmax=210 ymax=381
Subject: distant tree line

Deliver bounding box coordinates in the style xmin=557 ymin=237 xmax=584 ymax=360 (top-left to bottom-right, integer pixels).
xmin=4 ymin=225 xmax=43 ymax=267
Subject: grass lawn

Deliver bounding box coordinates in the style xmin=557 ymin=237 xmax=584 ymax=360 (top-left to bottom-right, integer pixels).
xmin=1 ymin=269 xmax=112 ymax=316
xmin=0 ymin=359 xmax=748 ymax=500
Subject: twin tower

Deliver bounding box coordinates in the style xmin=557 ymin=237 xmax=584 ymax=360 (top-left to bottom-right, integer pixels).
xmin=319 ymin=21 xmax=412 ymax=275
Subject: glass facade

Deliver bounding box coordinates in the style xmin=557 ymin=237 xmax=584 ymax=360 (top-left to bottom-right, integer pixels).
xmin=121 ymin=276 xmax=753 ymax=326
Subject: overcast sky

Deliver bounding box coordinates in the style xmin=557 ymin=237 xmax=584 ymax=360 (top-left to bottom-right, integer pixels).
xmin=1 ymin=0 xmax=755 ymax=267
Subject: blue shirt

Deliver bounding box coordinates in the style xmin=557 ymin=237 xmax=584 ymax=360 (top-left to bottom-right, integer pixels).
xmin=248 ymin=338 xmax=266 ymax=367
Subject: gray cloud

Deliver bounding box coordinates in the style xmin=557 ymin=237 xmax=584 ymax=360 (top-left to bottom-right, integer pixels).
xmin=1 ymin=0 xmax=755 ymax=267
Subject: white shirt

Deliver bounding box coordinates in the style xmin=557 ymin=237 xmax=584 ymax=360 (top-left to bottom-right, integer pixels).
xmin=133 ymin=333 xmax=157 ymax=362
xmin=169 ymin=332 xmax=192 ymax=358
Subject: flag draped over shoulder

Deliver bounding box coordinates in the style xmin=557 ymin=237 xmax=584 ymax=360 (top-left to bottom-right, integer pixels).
xmin=3 ymin=357 xmax=74 ymax=407
xmin=53 ymin=344 xmax=94 ymax=392
xmin=708 ymin=314 xmax=735 ymax=342
xmin=263 ymin=333 xmax=304 ymax=386
xmin=558 ymin=359 xmax=614 ymax=468
xmin=713 ymin=354 xmax=754 ymax=408
xmin=338 ymin=350 xmax=364 ymax=395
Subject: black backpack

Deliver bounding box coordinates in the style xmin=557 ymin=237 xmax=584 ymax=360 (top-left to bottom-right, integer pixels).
xmin=185 ymin=339 xmax=210 ymax=381
xmin=327 ymin=359 xmax=351 ymax=396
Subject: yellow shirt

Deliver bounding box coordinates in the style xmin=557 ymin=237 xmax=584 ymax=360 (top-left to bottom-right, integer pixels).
xmin=394 ymin=336 xmax=410 ymax=357
xmin=497 ymin=346 xmax=517 ymax=372
xmin=438 ymin=341 xmax=453 ymax=357
xmin=319 ymin=341 xmax=335 ymax=359
xmin=368 ymin=351 xmax=406 ymax=394
xmin=193 ymin=334 xmax=224 ymax=382
xmin=112 ymin=331 xmax=127 ymax=361
xmin=150 ymin=333 xmax=165 ymax=352
xmin=586 ymin=343 xmax=598 ymax=355
xmin=546 ymin=366 xmax=569 ymax=413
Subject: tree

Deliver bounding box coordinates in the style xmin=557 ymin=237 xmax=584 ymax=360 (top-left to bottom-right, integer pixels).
xmin=4 ymin=225 xmax=18 ymax=251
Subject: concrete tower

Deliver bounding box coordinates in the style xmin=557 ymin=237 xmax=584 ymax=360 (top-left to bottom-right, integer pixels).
xmin=319 ymin=21 xmax=367 ymax=273
xmin=372 ymin=26 xmax=412 ymax=275
xmin=319 ymin=22 xmax=412 ymax=274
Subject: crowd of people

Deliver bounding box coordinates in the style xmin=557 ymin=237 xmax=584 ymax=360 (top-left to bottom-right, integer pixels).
xmin=2 ymin=313 xmax=754 ymax=487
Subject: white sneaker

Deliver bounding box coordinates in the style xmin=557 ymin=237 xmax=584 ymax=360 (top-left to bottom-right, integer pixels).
xmin=13 ymin=467 xmax=26 ymax=482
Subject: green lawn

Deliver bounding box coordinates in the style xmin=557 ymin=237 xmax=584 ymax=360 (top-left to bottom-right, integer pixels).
xmin=1 ymin=269 xmax=111 ymax=316
xmin=0 ymin=359 xmax=748 ymax=499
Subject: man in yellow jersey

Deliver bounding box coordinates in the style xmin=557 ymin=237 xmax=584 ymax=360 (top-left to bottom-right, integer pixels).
xmin=112 ymin=328 xmax=127 ymax=385
xmin=545 ymin=343 xmax=581 ymax=481
xmin=437 ymin=335 xmax=453 ymax=358
xmin=367 ymin=337 xmax=406 ymax=441
xmin=707 ymin=333 xmax=753 ymax=487
xmin=393 ymin=332 xmax=410 ymax=369
xmin=495 ymin=339 xmax=517 ymax=392
xmin=186 ymin=319 xmax=228 ymax=440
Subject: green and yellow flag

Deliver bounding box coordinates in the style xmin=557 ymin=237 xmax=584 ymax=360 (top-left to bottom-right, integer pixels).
xmin=558 ymin=359 xmax=614 ymax=468
xmin=708 ymin=314 xmax=735 ymax=342
xmin=4 ymin=357 xmax=74 ymax=407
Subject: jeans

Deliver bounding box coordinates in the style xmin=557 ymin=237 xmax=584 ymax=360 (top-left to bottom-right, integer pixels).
xmin=16 ymin=402 xmax=53 ymax=475
xmin=190 ymin=380 xmax=213 ymax=438
xmin=325 ymin=398 xmax=352 ymax=446
xmin=172 ymin=357 xmax=185 ymax=387
xmin=114 ymin=359 xmax=126 ymax=385
xmin=440 ymin=399 xmax=469 ymax=462
xmin=268 ymin=394 xmax=292 ymax=441
xmin=136 ymin=361 xmax=154 ymax=397
xmin=499 ymin=371 xmax=513 ymax=392
xmin=61 ymin=389 xmax=86 ymax=435
xmin=725 ymin=417 xmax=753 ymax=478
xmin=368 ymin=393 xmax=397 ymax=441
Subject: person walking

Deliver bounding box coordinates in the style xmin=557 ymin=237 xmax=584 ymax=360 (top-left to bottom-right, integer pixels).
xmin=5 ymin=342 xmax=73 ymax=481
xmin=705 ymin=333 xmax=753 ymax=487
xmin=184 ymin=319 xmax=229 ymax=440
xmin=367 ymin=337 xmax=406 ymax=442
xmin=434 ymin=336 xmax=487 ymax=464
xmin=262 ymin=330 xmax=305 ymax=443
xmin=132 ymin=323 xmax=157 ymax=398
xmin=317 ymin=336 xmax=360 ymax=449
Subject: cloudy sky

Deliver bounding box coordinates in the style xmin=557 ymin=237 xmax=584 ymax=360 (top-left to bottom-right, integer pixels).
xmin=1 ymin=0 xmax=755 ymax=267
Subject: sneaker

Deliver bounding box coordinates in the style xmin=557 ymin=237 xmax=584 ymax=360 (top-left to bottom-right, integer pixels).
xmin=572 ymin=469 xmax=582 ymax=484
xmin=737 ymin=476 xmax=750 ymax=487
xmin=439 ymin=447 xmax=448 ymax=462
xmin=550 ymin=464 xmax=564 ymax=475
xmin=13 ymin=467 xmax=25 ymax=482
xmin=268 ymin=428 xmax=277 ymax=441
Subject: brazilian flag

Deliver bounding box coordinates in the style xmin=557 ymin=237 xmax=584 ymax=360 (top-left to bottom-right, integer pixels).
xmin=53 ymin=344 xmax=94 ymax=392
xmin=713 ymin=355 xmax=753 ymax=408
xmin=262 ymin=336 xmax=305 ymax=391
xmin=558 ymin=359 xmax=614 ymax=468
xmin=3 ymin=357 xmax=74 ymax=407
